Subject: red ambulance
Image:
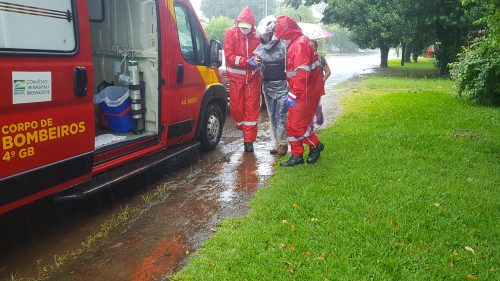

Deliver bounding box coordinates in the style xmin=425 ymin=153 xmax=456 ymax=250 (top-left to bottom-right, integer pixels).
xmin=0 ymin=0 xmax=227 ymax=214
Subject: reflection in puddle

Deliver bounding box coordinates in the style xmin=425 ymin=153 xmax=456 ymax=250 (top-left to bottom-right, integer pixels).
xmin=220 ymin=189 xmax=234 ymax=202
xmin=235 ymin=153 xmax=258 ymax=191
xmin=218 ymin=152 xmax=261 ymax=203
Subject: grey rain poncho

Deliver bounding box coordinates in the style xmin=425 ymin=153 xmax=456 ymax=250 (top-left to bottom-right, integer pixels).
xmin=254 ymin=39 xmax=289 ymax=145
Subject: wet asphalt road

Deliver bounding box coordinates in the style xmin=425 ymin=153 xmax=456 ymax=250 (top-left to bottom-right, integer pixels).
xmin=0 ymin=51 xmax=385 ymax=281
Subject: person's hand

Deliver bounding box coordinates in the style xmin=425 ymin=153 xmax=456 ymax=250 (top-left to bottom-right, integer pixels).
xmin=254 ymin=56 xmax=262 ymax=66
xmin=287 ymin=96 xmax=297 ymax=107
xmin=247 ymin=57 xmax=258 ymax=69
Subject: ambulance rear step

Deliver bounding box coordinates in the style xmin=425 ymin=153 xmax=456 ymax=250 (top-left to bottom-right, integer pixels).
xmin=53 ymin=140 xmax=201 ymax=201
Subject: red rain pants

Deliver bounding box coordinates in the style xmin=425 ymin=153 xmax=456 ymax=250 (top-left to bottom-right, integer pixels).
xmin=229 ymin=78 xmax=260 ymax=142
xmin=286 ymin=95 xmax=321 ymax=156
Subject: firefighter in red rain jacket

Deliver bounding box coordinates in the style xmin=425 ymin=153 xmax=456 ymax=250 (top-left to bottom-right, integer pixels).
xmin=224 ymin=7 xmax=261 ymax=153
xmin=275 ymin=16 xmax=325 ymax=166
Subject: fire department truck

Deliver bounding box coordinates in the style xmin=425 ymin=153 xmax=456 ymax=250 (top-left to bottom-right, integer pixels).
xmin=0 ymin=0 xmax=227 ymax=214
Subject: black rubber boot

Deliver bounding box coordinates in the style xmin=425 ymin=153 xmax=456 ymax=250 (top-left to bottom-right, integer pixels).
xmin=277 ymin=144 xmax=288 ymax=156
xmin=271 ymin=145 xmax=288 ymax=155
xmin=307 ymin=142 xmax=324 ymax=164
xmin=244 ymin=142 xmax=254 ymax=153
xmin=280 ymin=155 xmax=304 ymax=167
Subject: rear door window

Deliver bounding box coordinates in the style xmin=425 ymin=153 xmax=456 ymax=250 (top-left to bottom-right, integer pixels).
xmin=0 ymin=0 xmax=77 ymax=54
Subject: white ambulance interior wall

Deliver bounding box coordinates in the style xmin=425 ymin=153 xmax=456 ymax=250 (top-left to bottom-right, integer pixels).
xmin=89 ymin=0 xmax=159 ymax=134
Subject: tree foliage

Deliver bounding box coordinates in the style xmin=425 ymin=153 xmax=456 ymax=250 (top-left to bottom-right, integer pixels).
xmin=274 ymin=5 xmax=317 ymax=23
xmin=393 ymin=0 xmax=434 ymax=65
xmin=201 ymin=0 xmax=278 ymax=22
xmin=285 ymin=0 xmax=497 ymax=98
xmin=203 ymin=16 xmax=234 ymax=45
xmin=299 ymin=0 xmax=488 ymax=73
xmin=320 ymin=0 xmax=405 ymax=67
xmin=431 ymin=0 xmax=489 ymax=74
xmin=322 ymin=25 xmax=359 ymax=52
xmin=284 ymin=0 xmax=318 ymax=8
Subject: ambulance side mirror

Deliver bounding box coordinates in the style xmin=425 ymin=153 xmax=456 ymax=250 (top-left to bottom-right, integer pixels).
xmin=208 ymin=39 xmax=222 ymax=69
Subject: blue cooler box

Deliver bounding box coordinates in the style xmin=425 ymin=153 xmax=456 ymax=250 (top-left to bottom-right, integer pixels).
xmin=94 ymin=86 xmax=133 ymax=133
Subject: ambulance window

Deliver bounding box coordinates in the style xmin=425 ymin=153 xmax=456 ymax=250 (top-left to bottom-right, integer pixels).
xmin=0 ymin=0 xmax=77 ymax=54
xmin=174 ymin=3 xmax=207 ymax=65
xmin=190 ymin=14 xmax=207 ymax=65
xmin=174 ymin=5 xmax=196 ymax=64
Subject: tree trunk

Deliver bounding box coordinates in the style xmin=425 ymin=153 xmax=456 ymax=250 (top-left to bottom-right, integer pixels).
xmin=437 ymin=42 xmax=450 ymax=75
xmin=404 ymin=45 xmax=412 ymax=63
xmin=401 ymin=44 xmax=406 ymax=66
xmin=440 ymin=57 xmax=449 ymax=75
xmin=380 ymin=46 xmax=389 ymax=68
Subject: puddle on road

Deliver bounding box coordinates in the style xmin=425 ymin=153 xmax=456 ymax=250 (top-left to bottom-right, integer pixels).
xmin=15 ymin=112 xmax=276 ymax=281
xmin=130 ymin=234 xmax=185 ymax=281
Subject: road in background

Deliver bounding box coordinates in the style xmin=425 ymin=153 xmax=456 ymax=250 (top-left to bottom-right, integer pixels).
xmin=325 ymin=49 xmax=398 ymax=90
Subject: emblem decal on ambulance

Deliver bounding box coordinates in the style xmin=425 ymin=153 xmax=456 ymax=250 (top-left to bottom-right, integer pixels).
xmin=12 ymin=72 xmax=52 ymax=104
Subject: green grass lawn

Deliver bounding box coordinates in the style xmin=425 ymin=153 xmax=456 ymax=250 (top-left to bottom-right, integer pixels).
xmin=174 ymin=62 xmax=500 ymax=280
xmin=387 ymin=58 xmax=437 ymax=70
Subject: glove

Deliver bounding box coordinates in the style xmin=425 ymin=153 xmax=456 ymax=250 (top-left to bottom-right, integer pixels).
xmin=247 ymin=57 xmax=258 ymax=69
xmin=287 ymin=96 xmax=297 ymax=107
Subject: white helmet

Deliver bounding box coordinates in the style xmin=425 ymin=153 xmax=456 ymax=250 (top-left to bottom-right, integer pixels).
xmin=256 ymin=15 xmax=277 ymax=39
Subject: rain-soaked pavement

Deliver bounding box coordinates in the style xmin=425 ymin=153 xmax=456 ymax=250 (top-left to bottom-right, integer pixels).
xmin=42 ymin=124 xmax=276 ymax=281
xmin=0 ymin=50 xmax=387 ymax=281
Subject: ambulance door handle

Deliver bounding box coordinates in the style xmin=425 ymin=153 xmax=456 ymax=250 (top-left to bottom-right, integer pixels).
xmin=73 ymin=66 xmax=88 ymax=97
xmin=177 ymin=64 xmax=184 ymax=84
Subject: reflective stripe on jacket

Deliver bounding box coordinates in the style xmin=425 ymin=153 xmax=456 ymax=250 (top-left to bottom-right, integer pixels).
xmin=286 ymin=59 xmax=322 ymax=78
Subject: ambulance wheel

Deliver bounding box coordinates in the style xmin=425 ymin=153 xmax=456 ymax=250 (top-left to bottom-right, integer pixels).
xmin=200 ymin=103 xmax=223 ymax=151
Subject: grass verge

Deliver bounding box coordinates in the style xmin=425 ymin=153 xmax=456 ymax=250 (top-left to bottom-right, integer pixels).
xmin=174 ymin=61 xmax=499 ymax=280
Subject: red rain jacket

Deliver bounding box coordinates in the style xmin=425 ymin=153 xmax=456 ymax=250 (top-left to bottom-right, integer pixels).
xmin=223 ymin=7 xmax=261 ymax=82
xmin=275 ymin=16 xmax=324 ymax=101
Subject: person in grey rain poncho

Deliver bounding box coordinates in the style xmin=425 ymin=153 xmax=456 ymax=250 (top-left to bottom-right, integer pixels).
xmin=254 ymin=16 xmax=289 ymax=155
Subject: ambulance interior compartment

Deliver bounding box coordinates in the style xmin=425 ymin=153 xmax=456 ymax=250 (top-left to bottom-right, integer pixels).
xmin=88 ymin=0 xmax=159 ymax=150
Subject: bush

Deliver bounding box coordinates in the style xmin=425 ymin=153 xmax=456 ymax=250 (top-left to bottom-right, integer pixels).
xmin=450 ymin=35 xmax=500 ymax=105
xmin=450 ymin=2 xmax=500 ymax=105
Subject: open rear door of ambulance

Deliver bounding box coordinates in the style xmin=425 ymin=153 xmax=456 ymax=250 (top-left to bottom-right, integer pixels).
xmin=0 ymin=0 xmax=95 ymax=214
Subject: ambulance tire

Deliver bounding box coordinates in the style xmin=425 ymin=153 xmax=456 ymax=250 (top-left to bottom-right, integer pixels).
xmin=200 ymin=103 xmax=223 ymax=151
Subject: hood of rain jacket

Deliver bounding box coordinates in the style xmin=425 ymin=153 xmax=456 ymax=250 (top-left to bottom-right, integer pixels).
xmin=274 ymin=16 xmax=302 ymax=42
xmin=236 ymin=6 xmax=256 ymax=29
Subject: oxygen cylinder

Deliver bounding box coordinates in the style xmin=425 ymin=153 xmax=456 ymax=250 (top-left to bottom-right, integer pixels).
xmin=128 ymin=51 xmax=144 ymax=134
